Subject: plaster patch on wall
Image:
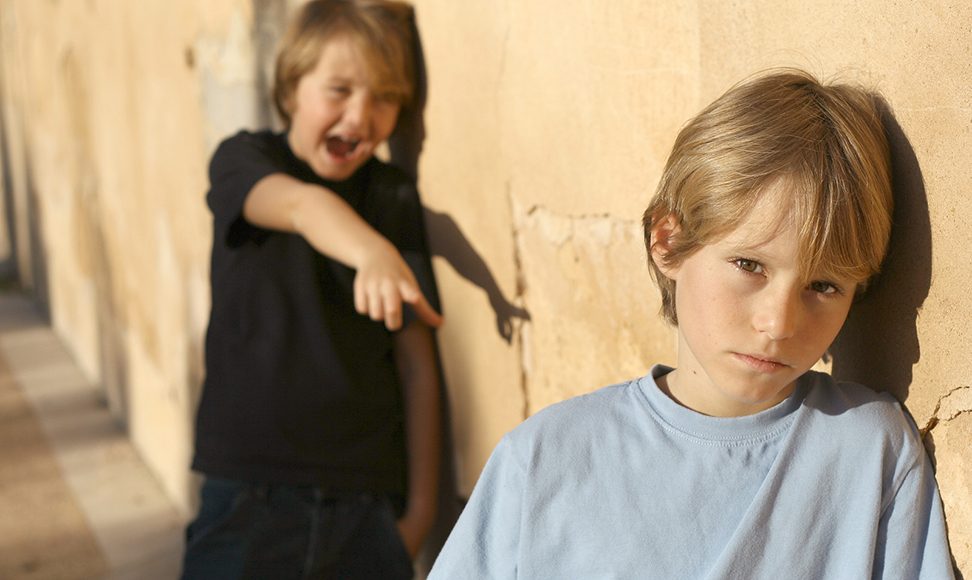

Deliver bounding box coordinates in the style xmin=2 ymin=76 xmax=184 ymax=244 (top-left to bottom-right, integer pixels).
xmin=194 ymin=5 xmax=262 ymax=150
xmin=510 ymin=195 xmax=652 ymax=415
xmin=515 ymin=202 xmax=640 ymax=248
xmin=194 ymin=8 xmax=256 ymax=85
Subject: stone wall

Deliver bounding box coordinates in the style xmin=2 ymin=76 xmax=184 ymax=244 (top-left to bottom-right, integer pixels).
xmin=0 ymin=0 xmax=968 ymax=572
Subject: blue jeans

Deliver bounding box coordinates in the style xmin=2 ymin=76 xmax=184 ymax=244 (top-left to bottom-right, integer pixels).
xmin=181 ymin=478 xmax=413 ymax=579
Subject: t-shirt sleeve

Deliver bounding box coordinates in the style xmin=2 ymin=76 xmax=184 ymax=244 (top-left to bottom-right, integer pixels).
xmin=872 ymin=422 xmax=956 ymax=579
xmin=206 ymin=131 xmax=284 ymax=248
xmin=428 ymin=436 xmax=523 ymax=579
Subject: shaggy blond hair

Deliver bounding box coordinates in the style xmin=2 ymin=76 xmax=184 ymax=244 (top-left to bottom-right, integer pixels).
xmin=643 ymin=68 xmax=893 ymax=325
xmin=273 ymin=0 xmax=415 ymax=126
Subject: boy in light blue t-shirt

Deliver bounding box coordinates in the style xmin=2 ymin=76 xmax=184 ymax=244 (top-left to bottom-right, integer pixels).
xmin=429 ymin=69 xmax=955 ymax=579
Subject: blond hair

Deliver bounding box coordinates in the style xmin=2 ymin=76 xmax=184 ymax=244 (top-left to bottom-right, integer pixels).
xmin=643 ymin=68 xmax=893 ymax=325
xmin=273 ymin=0 xmax=416 ymax=126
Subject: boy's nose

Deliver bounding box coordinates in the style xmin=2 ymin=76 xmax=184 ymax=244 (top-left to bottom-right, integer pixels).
xmin=343 ymin=94 xmax=372 ymax=128
xmin=753 ymin=287 xmax=800 ymax=341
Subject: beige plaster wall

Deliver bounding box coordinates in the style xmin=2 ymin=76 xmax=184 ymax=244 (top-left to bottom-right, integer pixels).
xmin=411 ymin=0 xmax=970 ymax=573
xmin=0 ymin=0 xmax=277 ymax=513
xmin=0 ymin=0 xmax=968 ymax=571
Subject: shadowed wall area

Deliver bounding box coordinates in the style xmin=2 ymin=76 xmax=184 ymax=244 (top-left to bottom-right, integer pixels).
xmin=830 ymin=107 xmax=932 ymax=404
xmin=0 ymin=0 xmax=969 ymax=575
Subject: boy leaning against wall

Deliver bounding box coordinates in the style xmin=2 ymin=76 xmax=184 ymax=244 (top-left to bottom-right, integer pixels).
xmin=182 ymin=1 xmax=442 ymax=578
xmin=429 ymin=69 xmax=955 ymax=579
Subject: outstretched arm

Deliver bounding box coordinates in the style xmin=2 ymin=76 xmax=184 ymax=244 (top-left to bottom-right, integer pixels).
xmin=392 ymin=321 xmax=441 ymax=558
xmin=243 ymin=173 xmax=442 ymax=330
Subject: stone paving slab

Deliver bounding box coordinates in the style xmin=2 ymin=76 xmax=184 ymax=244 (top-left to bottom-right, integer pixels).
xmin=0 ymin=349 xmax=108 ymax=579
xmin=0 ymin=293 xmax=185 ymax=579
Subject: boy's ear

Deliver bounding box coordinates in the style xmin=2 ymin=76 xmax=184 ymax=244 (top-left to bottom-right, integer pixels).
xmin=650 ymin=213 xmax=681 ymax=280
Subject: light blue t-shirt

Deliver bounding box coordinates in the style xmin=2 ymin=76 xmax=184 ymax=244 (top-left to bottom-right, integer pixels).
xmin=430 ymin=366 xmax=954 ymax=579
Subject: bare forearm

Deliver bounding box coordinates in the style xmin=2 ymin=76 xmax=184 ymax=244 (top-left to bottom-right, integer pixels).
xmin=404 ymin=368 xmax=441 ymax=512
xmin=394 ymin=323 xmax=441 ymax=546
xmin=242 ymin=173 xmax=389 ymax=269
xmin=242 ymin=173 xmax=442 ymax=329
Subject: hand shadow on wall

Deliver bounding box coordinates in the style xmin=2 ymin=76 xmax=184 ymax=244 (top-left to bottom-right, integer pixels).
xmin=387 ymin=19 xmax=529 ymax=343
xmin=423 ymin=209 xmax=531 ymax=342
xmin=828 ymin=101 xmax=931 ymax=406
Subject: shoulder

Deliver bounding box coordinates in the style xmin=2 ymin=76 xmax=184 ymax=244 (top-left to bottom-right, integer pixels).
xmin=213 ymin=129 xmax=280 ymax=157
xmin=504 ymin=380 xmax=642 ymax=456
xmin=804 ymin=371 xmax=909 ymax=426
xmin=210 ymin=130 xmax=285 ymax=172
xmin=801 ymin=371 xmax=924 ymax=463
xmin=205 ymin=130 xmax=292 ymax=223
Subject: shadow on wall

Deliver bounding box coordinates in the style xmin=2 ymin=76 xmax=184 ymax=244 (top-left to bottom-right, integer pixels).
xmin=0 ymin=107 xmax=16 ymax=283
xmin=827 ymin=97 xmax=965 ymax=580
xmin=0 ymin=114 xmax=50 ymax=311
xmin=387 ymin=13 xmax=529 ymax=344
xmin=386 ymin=13 xmax=531 ymax=575
xmin=253 ymin=0 xmax=288 ymax=132
xmin=829 ymin=104 xmax=931 ymax=409
xmin=423 ymin=209 xmax=530 ymax=343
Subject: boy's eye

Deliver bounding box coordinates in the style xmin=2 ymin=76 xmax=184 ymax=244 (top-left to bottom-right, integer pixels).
xmin=732 ymin=258 xmax=763 ymax=274
xmin=327 ymin=85 xmax=351 ymax=96
xmin=809 ymin=280 xmax=840 ymax=295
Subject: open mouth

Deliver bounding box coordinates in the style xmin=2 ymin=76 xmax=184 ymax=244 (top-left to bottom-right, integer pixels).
xmin=326 ymin=136 xmax=361 ymax=160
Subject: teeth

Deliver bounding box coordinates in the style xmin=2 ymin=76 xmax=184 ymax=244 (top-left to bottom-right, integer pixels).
xmin=326 ymin=136 xmax=360 ymax=157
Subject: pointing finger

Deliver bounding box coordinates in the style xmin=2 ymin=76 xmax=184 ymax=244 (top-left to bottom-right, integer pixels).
xmin=408 ymin=294 xmax=443 ymax=328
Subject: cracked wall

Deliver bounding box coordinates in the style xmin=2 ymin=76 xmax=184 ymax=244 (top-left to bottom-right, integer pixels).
xmin=412 ymin=0 xmax=971 ymax=573
xmin=921 ymin=386 xmax=972 ymax=567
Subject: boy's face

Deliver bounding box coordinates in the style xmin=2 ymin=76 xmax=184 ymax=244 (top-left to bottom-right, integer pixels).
xmin=287 ymin=35 xmax=401 ymax=181
xmin=652 ymin=187 xmax=857 ymax=417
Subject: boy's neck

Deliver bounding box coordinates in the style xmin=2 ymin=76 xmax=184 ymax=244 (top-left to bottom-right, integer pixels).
xmin=657 ymin=369 xmax=797 ymax=418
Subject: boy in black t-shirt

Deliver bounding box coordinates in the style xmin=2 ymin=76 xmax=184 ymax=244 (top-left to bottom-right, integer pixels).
xmin=182 ymin=2 xmax=441 ymax=578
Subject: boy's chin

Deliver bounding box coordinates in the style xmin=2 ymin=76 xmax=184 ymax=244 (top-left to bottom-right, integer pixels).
xmin=312 ymin=154 xmax=370 ymax=181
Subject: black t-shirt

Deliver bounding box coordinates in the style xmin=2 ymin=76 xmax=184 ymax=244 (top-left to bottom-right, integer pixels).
xmin=192 ymin=130 xmax=437 ymax=494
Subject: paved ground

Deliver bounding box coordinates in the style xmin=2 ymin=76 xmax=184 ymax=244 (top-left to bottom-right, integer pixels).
xmin=0 ymin=293 xmax=185 ymax=579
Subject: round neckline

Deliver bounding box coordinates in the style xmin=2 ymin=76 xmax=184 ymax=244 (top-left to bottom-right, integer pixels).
xmin=638 ymin=364 xmax=809 ymax=445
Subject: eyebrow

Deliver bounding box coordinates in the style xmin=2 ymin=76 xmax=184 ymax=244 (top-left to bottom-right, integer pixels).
xmin=721 ymin=236 xmax=778 ymax=256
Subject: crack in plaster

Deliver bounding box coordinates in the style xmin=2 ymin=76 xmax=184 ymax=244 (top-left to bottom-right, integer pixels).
xmin=496 ymin=4 xmax=512 ymax=93
xmin=920 ymin=385 xmax=972 ymax=436
xmin=507 ymin=182 xmax=531 ymax=421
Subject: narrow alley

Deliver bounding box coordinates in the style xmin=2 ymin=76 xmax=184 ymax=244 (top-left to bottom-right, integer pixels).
xmin=0 ymin=293 xmax=185 ymax=579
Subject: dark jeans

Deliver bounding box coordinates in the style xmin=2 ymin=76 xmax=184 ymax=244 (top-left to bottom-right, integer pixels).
xmin=181 ymin=478 xmax=413 ymax=580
